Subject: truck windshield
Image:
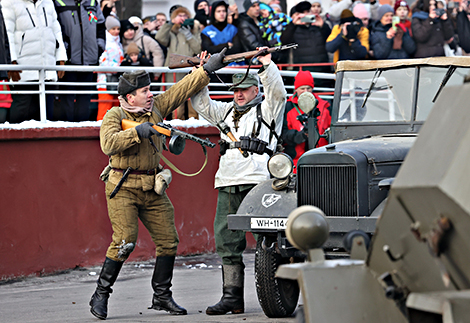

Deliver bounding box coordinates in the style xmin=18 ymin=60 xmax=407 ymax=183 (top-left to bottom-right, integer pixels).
xmin=337 ymin=66 xmax=470 ymax=123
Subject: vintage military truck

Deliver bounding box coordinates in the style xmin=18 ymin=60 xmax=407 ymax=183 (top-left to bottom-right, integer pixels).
xmin=227 ymin=57 xmax=470 ymax=318
xmin=277 ymin=68 xmax=470 ymax=323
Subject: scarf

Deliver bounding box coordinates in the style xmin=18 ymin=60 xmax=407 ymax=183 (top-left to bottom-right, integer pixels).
xmin=119 ymin=96 xmax=152 ymax=115
xmin=233 ymin=91 xmax=263 ymax=112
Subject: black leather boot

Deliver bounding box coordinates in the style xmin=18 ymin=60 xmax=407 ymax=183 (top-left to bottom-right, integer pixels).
xmin=89 ymin=257 xmax=123 ymax=320
xmin=206 ymin=264 xmax=244 ymax=315
xmin=148 ymin=256 xmax=187 ymax=315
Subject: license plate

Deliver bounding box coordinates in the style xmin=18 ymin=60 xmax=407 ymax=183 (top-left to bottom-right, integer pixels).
xmin=251 ymin=218 xmax=288 ymax=230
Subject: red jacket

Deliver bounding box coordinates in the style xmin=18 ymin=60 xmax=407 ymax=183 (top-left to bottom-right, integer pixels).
xmin=282 ymin=93 xmax=331 ymax=171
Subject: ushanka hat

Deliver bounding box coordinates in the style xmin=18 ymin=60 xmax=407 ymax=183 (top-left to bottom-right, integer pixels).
xmin=118 ymin=70 xmax=151 ymax=96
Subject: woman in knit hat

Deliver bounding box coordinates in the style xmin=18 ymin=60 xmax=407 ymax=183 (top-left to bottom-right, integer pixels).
xmin=352 ymin=2 xmax=371 ymax=28
xmin=395 ymin=0 xmax=411 ymax=32
xmin=325 ymin=9 xmax=369 ymax=64
xmin=411 ymin=0 xmax=454 ymax=57
xmin=369 ymin=4 xmax=416 ymax=59
xmin=281 ymin=70 xmax=331 ymax=170
xmin=96 ymin=16 xmax=124 ymax=121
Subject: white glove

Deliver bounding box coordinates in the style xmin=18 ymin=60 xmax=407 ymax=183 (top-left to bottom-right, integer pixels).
xmin=179 ymin=26 xmax=193 ymax=40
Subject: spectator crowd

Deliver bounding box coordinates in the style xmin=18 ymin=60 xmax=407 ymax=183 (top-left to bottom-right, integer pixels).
xmin=1 ymin=0 xmax=470 ymax=123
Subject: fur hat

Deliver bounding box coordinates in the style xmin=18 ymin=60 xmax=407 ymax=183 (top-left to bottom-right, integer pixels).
xmin=170 ymin=6 xmax=192 ymax=20
xmin=394 ymin=0 xmax=410 ymax=12
xmin=118 ymin=70 xmax=151 ymax=96
xmin=294 ymin=71 xmax=314 ymax=90
xmin=353 ymin=3 xmax=370 ymax=19
xmin=243 ymin=0 xmax=260 ymax=12
xmin=126 ymin=42 xmax=140 ymax=55
xmin=377 ymin=4 xmax=394 ymax=20
xmin=340 ymin=9 xmax=356 ymax=24
xmin=105 ymin=15 xmax=120 ymax=31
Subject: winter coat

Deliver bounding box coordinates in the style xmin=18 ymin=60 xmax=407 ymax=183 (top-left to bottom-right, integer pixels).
xmin=100 ymin=67 xmax=210 ymax=191
xmin=0 ymin=4 xmax=11 ymax=80
xmin=411 ymin=11 xmax=454 ymax=58
xmin=280 ymin=22 xmax=331 ymax=64
xmin=457 ymin=11 xmax=470 ymax=53
xmin=370 ymin=21 xmax=415 ymax=59
xmin=2 ymin=0 xmax=67 ymax=81
xmin=235 ymin=13 xmax=268 ymax=51
xmin=258 ymin=9 xmax=291 ymax=47
xmin=191 ymin=62 xmax=286 ymax=188
xmin=326 ymin=23 xmax=369 ymax=64
xmin=201 ymin=24 xmax=240 ymax=54
xmin=282 ymin=94 xmax=330 ymax=170
xmin=53 ymin=0 xmax=105 ymax=65
xmin=121 ymin=26 xmax=165 ymax=69
xmin=97 ymin=31 xmax=123 ymax=89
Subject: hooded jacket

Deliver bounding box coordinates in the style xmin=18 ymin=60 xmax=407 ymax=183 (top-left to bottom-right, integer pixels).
xmin=191 ymin=62 xmax=286 ymax=188
xmin=411 ymin=10 xmax=454 ymax=58
xmin=53 ymin=0 xmax=105 ymax=65
xmin=2 ymin=0 xmax=67 ymax=81
xmin=201 ymin=0 xmax=241 ymax=55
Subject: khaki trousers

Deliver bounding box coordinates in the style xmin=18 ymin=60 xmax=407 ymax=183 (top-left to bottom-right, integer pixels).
xmin=104 ymin=182 xmax=179 ymax=261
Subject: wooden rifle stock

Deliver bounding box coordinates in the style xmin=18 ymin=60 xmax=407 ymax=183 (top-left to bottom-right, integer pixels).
xmin=168 ymin=43 xmax=298 ymax=69
xmin=121 ymin=119 xmax=172 ymax=137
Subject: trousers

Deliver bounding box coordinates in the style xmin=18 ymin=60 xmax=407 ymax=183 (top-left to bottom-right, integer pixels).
xmin=214 ymin=185 xmax=256 ymax=266
xmin=104 ymin=181 xmax=179 ymax=261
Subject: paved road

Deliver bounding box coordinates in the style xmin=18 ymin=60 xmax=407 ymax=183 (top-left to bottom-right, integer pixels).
xmin=0 ymin=252 xmax=299 ymax=322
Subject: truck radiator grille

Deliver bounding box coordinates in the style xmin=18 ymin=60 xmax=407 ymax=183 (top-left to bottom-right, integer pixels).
xmin=298 ymin=165 xmax=357 ymax=216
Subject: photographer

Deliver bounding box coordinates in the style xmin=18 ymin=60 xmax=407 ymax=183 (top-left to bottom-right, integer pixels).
xmin=411 ymin=0 xmax=453 ymax=57
xmin=281 ymin=71 xmax=331 ymax=171
xmin=155 ymin=5 xmax=202 ymax=119
xmin=370 ymin=5 xmax=416 ymax=59
xmin=326 ymin=9 xmax=369 ymax=64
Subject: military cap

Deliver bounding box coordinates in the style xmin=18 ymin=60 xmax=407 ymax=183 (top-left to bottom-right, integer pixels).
xmin=229 ymin=73 xmax=259 ymax=91
xmin=117 ymin=70 xmax=151 ymax=96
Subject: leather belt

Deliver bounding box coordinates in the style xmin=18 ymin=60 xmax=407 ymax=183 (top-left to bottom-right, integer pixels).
xmin=112 ymin=168 xmax=156 ymax=175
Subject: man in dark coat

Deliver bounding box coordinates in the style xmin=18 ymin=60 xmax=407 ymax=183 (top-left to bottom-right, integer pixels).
xmin=236 ymin=0 xmax=267 ymax=52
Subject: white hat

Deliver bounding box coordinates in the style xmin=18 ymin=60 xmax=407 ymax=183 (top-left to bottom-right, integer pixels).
xmin=128 ymin=16 xmax=143 ymax=25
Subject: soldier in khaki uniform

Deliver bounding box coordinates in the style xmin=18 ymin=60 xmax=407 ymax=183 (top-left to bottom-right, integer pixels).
xmin=89 ymin=50 xmax=227 ymax=320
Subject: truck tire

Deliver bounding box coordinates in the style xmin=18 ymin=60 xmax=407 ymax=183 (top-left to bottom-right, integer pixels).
xmin=255 ymin=237 xmax=300 ymax=318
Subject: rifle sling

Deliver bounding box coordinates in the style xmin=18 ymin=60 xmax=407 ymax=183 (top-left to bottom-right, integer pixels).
xmin=156 ymin=145 xmax=208 ymax=177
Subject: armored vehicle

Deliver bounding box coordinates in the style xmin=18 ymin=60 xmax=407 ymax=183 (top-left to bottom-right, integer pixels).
xmin=228 ymin=57 xmax=470 ymax=318
xmin=278 ymin=75 xmax=470 ymax=323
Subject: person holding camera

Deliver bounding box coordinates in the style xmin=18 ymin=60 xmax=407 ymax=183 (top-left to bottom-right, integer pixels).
xmin=369 ymin=4 xmax=416 ymax=59
xmin=326 ymin=9 xmax=369 ymax=64
xmin=281 ymin=70 xmax=331 ymax=171
xmin=280 ymin=1 xmax=331 ymax=77
xmin=155 ymin=5 xmax=202 ymax=119
xmin=411 ymin=0 xmax=454 ymax=57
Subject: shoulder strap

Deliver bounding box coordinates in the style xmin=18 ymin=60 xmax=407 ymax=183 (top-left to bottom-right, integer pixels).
xmin=255 ymin=103 xmax=281 ymax=145
xmin=223 ymin=106 xmax=234 ymax=122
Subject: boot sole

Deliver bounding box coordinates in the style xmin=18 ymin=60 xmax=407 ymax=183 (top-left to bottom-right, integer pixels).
xmin=90 ymin=307 xmax=107 ymax=320
xmin=206 ymin=308 xmax=244 ymax=315
xmin=150 ymin=305 xmax=187 ymax=315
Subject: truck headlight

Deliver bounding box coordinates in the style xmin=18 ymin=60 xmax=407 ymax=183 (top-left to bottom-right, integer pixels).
xmin=268 ymin=153 xmax=293 ymax=180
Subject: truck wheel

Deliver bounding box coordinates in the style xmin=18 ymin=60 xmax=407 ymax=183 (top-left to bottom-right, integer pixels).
xmin=255 ymin=237 xmax=300 ymax=318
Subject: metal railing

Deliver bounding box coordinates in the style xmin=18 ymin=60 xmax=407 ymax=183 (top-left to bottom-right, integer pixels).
xmin=0 ymin=64 xmax=336 ymax=124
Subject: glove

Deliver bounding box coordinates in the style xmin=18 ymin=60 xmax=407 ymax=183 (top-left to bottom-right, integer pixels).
xmin=135 ymin=122 xmax=160 ymax=139
xmin=179 ymin=26 xmax=193 ymax=40
xmin=203 ymin=47 xmax=227 ymax=74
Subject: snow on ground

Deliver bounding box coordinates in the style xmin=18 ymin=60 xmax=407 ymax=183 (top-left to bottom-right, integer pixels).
xmin=0 ymin=117 xmax=213 ymax=130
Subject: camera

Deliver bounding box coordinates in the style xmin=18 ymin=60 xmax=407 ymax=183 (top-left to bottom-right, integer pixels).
xmin=300 ymin=15 xmax=316 ymax=23
xmin=297 ymin=114 xmax=309 ymax=124
xmin=182 ymin=18 xmax=194 ymax=27
xmin=434 ymin=8 xmax=446 ymax=17
xmin=346 ymin=21 xmax=362 ymax=39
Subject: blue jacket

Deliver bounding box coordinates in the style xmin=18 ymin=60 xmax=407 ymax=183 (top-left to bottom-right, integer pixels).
xmin=370 ymin=21 xmax=415 ymax=59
